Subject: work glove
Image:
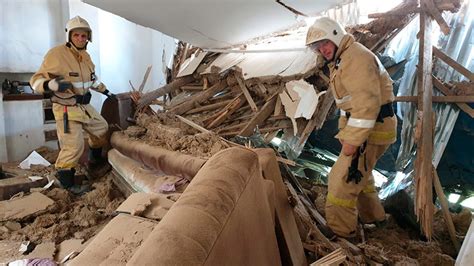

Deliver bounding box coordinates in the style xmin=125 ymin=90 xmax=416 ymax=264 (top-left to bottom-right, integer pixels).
xmin=102 ymin=89 xmax=117 ymax=100
xmin=48 ymin=76 xmax=72 ymax=92
xmin=347 ymin=157 xmax=363 ymax=184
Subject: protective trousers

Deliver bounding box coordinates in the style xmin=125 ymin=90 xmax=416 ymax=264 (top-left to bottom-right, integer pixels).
xmin=55 ymin=112 xmax=108 ymax=169
xmin=325 ymin=143 xmax=388 ymax=237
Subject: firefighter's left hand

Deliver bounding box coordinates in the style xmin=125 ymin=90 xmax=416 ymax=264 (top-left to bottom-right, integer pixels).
xmin=342 ymin=143 xmax=357 ymax=156
xmin=102 ymin=89 xmax=117 ymax=101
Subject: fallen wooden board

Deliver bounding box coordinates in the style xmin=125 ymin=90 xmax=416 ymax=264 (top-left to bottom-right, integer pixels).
xmin=432 ymin=75 xmax=474 ymax=117
xmin=239 ymin=96 xmax=277 ymax=136
xmin=235 ymin=73 xmax=258 ymax=112
xmin=254 ymin=149 xmax=307 ymax=266
xmin=169 ymin=80 xmax=228 ymax=115
xmin=0 ymin=192 xmax=54 ymax=222
xmin=433 ymin=47 xmax=473 ymax=81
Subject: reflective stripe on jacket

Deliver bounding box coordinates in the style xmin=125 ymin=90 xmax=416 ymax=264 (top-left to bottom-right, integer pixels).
xmin=329 ymin=35 xmax=396 ymax=146
xmin=30 ymin=43 xmax=107 ymax=122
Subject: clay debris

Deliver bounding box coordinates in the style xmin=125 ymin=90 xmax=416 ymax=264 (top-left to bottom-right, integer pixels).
xmin=116 ymin=192 xmax=175 ymax=220
xmin=0 ymin=192 xmax=54 ymax=222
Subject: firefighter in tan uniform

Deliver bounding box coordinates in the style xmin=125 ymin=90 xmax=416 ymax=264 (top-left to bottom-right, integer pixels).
xmin=30 ymin=16 xmax=115 ymax=194
xmin=306 ymin=18 xmax=397 ymax=238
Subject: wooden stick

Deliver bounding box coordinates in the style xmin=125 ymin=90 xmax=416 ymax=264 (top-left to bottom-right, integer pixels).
xmin=138 ymin=66 xmax=153 ymax=93
xmin=415 ymin=11 xmax=434 ymax=240
xmin=433 ymin=46 xmax=474 ymax=81
xmin=239 ymin=96 xmax=277 ymax=136
xmin=422 ymin=0 xmax=451 ymax=35
xmin=181 ymin=85 xmax=204 ymax=91
xmin=169 ymin=80 xmax=228 ymax=115
xmin=234 ymin=72 xmax=258 ymax=112
xmin=138 ymin=75 xmax=196 ymax=108
xmin=432 ymin=76 xmax=474 ymax=118
xmin=206 ymin=93 xmax=246 ymax=128
xmin=433 ymin=166 xmax=461 ymax=252
xmin=186 ymin=99 xmax=232 ymax=114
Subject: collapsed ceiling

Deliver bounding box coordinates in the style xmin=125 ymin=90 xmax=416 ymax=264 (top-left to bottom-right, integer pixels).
xmin=82 ymin=0 xmax=350 ymax=49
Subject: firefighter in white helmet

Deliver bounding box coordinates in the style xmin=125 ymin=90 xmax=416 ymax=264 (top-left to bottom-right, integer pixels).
xmin=306 ymin=17 xmax=397 ymax=239
xmin=30 ymin=16 xmax=115 ymax=194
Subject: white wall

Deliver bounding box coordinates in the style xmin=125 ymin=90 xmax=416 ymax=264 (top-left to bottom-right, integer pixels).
xmin=0 ymin=0 xmax=176 ymax=162
xmin=0 ymin=0 xmax=68 ymax=72
xmin=3 ymin=100 xmax=46 ymax=161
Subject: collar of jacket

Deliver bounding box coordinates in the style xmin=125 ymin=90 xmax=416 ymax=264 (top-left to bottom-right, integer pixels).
xmin=65 ymin=42 xmax=85 ymax=62
xmin=334 ymin=34 xmax=356 ymax=61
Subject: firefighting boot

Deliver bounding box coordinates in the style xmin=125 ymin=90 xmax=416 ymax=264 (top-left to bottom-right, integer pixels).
xmin=57 ymin=168 xmax=90 ymax=195
xmin=87 ymin=147 xmax=111 ymax=180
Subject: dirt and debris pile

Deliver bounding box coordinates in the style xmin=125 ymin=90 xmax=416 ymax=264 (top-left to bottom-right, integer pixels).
xmin=0 ymin=164 xmax=125 ymax=264
xmin=121 ymin=113 xmax=228 ymax=158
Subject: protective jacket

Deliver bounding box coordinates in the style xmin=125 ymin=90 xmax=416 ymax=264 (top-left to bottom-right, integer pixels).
xmin=329 ymin=34 xmax=396 ymax=146
xmin=30 ymin=43 xmax=107 ymax=122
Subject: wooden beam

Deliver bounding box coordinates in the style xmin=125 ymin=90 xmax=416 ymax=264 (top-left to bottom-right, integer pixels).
xmin=234 ymin=73 xmax=258 ymax=112
xmin=415 ymin=10 xmax=435 ymax=240
xmin=433 ymin=47 xmax=474 ymax=81
xmin=433 ymin=166 xmax=461 ymax=252
xmin=138 ymin=66 xmax=152 ymax=93
xmin=422 ymin=0 xmax=451 ymax=34
xmin=181 ymin=85 xmax=204 ymax=91
xmin=138 ymin=75 xmax=196 ymax=108
xmin=169 ymin=80 xmax=228 ymax=115
xmin=186 ymin=99 xmax=232 ymax=114
xmin=274 ymin=96 xmax=282 ymax=116
xmin=432 ymin=76 xmax=474 ymax=118
xmin=239 ymin=96 xmax=277 ymax=137
xmin=175 ymin=115 xmax=211 ymax=133
xmin=395 ymin=95 xmax=474 ymax=102
xmin=284 ymin=180 xmax=337 ymax=251
xmin=206 ymin=94 xmax=246 ymax=128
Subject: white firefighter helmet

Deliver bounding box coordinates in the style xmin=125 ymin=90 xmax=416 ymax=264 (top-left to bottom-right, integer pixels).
xmin=65 ymin=16 xmax=92 ymax=42
xmin=306 ymin=17 xmax=346 ymax=47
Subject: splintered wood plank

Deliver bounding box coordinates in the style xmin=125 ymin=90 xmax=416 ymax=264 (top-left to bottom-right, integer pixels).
xmin=433 ymin=166 xmax=461 ymax=252
xmin=432 ymin=76 xmax=474 ymax=118
xmin=239 ymin=96 xmax=277 ymax=137
xmin=176 ymin=115 xmax=211 ymax=133
xmin=138 ymin=66 xmax=153 ymax=93
xmin=186 ymin=99 xmax=232 ymax=114
xmin=395 ymin=95 xmax=474 ymax=102
xmin=169 ymin=80 xmax=228 ymax=115
xmin=234 ymin=72 xmax=258 ymax=112
xmin=415 ymin=11 xmax=434 ymax=240
xmin=422 ymin=0 xmax=451 ymax=35
xmin=138 ymin=76 xmax=196 ymax=108
xmin=274 ymin=96 xmax=282 ymax=116
xmin=181 ymin=85 xmax=204 ymax=91
xmin=206 ymin=93 xmax=246 ymax=128
xmin=433 ymin=47 xmax=474 ymax=81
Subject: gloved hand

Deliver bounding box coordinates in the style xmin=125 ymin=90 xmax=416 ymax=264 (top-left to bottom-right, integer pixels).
xmin=102 ymin=89 xmax=117 ymax=100
xmin=48 ymin=76 xmax=72 ymax=92
xmin=347 ymin=157 xmax=363 ymax=184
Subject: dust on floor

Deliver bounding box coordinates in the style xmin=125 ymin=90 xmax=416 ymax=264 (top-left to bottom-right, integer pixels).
xmin=0 ymin=167 xmax=125 ymax=263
